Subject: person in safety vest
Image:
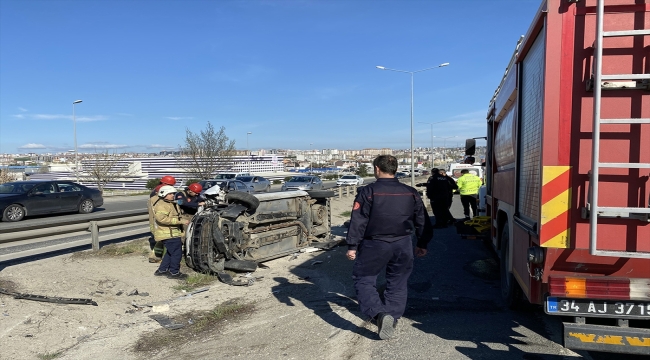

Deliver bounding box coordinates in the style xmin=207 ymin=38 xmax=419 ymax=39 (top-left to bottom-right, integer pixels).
xmin=456 ymin=169 xmax=482 ymax=220
xmin=153 ymin=185 xmax=189 ymax=279
xmin=147 ymin=175 xmax=176 ymax=263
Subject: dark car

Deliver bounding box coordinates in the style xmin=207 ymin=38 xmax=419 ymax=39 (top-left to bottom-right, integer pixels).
xmin=0 ymin=180 xmax=104 ymax=222
xmin=395 ymin=172 xmax=408 ymax=179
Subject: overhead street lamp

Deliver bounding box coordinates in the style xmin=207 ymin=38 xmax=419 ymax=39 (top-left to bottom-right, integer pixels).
xmin=72 ymin=99 xmax=83 ymax=181
xmin=246 ymin=132 xmax=252 ymax=173
xmin=376 ymin=63 xmax=449 ymax=186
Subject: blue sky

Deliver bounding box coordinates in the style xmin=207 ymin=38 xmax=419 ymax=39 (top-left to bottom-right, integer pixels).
xmin=0 ymin=0 xmax=541 ymax=154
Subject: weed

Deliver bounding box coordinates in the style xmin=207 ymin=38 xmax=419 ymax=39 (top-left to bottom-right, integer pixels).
xmin=70 ymin=238 xmax=151 ymax=260
xmin=172 ymin=272 xmax=219 ymax=292
xmin=133 ymin=299 xmax=254 ymax=354
xmin=339 ymin=211 xmax=351 ymax=217
xmin=37 ymin=352 xmax=61 ymax=360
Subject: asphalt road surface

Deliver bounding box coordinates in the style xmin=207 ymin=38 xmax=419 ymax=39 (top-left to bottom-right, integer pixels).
xmin=168 ymin=196 xmax=642 ymax=360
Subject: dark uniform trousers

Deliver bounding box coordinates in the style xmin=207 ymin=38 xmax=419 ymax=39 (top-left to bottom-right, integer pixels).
xmin=460 ymin=194 xmax=478 ymax=218
xmin=429 ymin=197 xmax=453 ymax=226
xmin=158 ymin=237 xmax=183 ymax=274
xmin=353 ymin=235 xmax=414 ymax=320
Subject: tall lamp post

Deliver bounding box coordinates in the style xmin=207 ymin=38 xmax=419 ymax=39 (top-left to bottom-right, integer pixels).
xmin=376 ymin=63 xmax=449 ymax=186
xmin=309 ymin=143 xmax=313 ymax=173
xmin=246 ymin=132 xmax=252 ymax=173
xmin=72 ymin=100 xmax=83 ymax=181
xmin=438 ymin=136 xmax=457 ymax=163
xmin=419 ymin=121 xmax=456 ymax=167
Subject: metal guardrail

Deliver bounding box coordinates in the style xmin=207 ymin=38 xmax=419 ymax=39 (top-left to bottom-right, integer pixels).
xmin=0 ymin=210 xmax=149 ymax=263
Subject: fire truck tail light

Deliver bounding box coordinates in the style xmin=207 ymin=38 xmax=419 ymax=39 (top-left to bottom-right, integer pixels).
xmin=548 ymin=277 xmax=650 ymax=300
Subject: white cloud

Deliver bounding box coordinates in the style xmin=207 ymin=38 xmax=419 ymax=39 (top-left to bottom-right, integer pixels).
xmin=148 ymin=144 xmax=176 ymax=149
xmin=19 ymin=143 xmax=46 ymax=149
xmin=165 ymin=116 xmax=194 ymax=121
xmin=9 ymin=114 xmax=109 ymax=122
xmin=18 ymin=107 xmax=28 ymax=112
xmin=79 ymin=143 xmax=128 ymax=149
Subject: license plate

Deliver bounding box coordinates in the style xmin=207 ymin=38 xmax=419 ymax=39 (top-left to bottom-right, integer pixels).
xmin=546 ymin=297 xmax=650 ymax=319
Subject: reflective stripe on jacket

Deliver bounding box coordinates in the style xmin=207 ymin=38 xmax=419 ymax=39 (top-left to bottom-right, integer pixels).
xmin=456 ymin=174 xmax=482 ymax=195
xmin=152 ymin=200 xmax=184 ymax=241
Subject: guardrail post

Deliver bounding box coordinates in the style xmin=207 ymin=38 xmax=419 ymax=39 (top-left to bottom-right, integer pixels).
xmin=338 ymin=186 xmax=342 ymax=199
xmin=90 ymin=221 xmax=99 ymax=251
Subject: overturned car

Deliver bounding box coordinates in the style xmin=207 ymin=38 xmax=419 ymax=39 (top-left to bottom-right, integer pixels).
xmin=185 ymin=186 xmax=337 ymax=283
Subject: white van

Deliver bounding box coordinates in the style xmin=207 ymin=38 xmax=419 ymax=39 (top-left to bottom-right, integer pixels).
xmin=447 ymin=163 xmax=483 ymax=182
xmin=214 ymin=172 xmax=252 ymax=180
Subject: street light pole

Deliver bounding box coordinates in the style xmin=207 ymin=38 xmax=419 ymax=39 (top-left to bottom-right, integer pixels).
xmin=246 ymin=132 xmax=252 ymax=173
xmin=72 ymin=100 xmax=82 ymax=181
xmin=418 ymin=120 xmax=455 ymax=169
xmin=309 ymin=143 xmax=313 ymax=173
xmin=376 ymin=63 xmax=449 ymax=187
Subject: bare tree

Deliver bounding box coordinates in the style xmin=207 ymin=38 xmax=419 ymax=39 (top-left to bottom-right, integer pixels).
xmin=181 ymin=122 xmax=236 ymax=179
xmin=77 ymin=151 xmax=136 ymax=193
xmin=0 ymin=168 xmax=18 ymax=183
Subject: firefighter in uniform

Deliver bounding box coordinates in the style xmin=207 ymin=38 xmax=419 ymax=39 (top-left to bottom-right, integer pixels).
xmin=346 ymin=155 xmax=433 ymax=340
xmin=152 ymin=185 xmax=189 ymax=279
xmin=456 ymin=169 xmax=482 ymax=220
xmin=147 ymin=175 xmax=176 ymax=263
xmin=174 ymin=182 xmax=205 ymax=225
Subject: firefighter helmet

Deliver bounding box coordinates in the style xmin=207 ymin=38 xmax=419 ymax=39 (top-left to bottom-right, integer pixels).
xmin=188 ymin=183 xmax=203 ymax=193
xmin=161 ymin=176 xmax=176 ymax=185
xmin=158 ymin=185 xmax=177 ymax=198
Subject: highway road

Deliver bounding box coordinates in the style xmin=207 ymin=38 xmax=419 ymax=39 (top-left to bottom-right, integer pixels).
xmin=0 ymin=178 xmax=381 ymax=231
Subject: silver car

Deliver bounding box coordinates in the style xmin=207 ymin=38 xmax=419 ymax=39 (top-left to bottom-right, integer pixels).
xmin=336 ymin=175 xmax=364 ymax=186
xmin=198 ymin=179 xmax=252 ymax=194
xmin=281 ymin=176 xmax=323 ymax=191
xmin=236 ymin=176 xmax=271 ymax=192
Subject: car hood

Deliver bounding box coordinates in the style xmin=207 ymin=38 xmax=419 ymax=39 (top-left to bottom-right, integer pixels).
xmin=284 ymin=182 xmax=313 ymax=187
xmin=0 ymin=194 xmax=21 ymax=199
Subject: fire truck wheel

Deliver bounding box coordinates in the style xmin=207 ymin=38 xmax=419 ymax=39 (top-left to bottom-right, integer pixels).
xmin=500 ymin=222 xmax=522 ymax=309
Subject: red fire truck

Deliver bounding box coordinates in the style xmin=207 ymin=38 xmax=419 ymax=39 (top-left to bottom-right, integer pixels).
xmin=477 ymin=0 xmax=649 ymax=355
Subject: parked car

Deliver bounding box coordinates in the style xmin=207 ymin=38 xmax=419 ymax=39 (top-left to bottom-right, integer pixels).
xmin=198 ymin=179 xmax=252 ymax=194
xmin=213 ymin=172 xmax=252 ymax=180
xmin=236 ymin=176 xmax=271 ymax=192
xmin=0 ymin=180 xmax=103 ymax=222
xmin=395 ymin=172 xmax=408 ymax=179
xmin=281 ymin=176 xmax=323 ymax=191
xmin=336 ymin=175 xmax=364 ymax=186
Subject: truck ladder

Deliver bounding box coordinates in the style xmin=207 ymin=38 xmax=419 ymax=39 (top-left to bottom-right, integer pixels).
xmin=589 ymin=0 xmax=650 ymax=259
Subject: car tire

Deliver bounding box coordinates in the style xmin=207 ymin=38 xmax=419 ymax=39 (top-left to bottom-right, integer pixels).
xmin=2 ymin=204 xmax=25 ymax=222
xmin=78 ymin=199 xmax=95 ymax=214
xmin=307 ymin=190 xmax=335 ymax=199
xmin=225 ymin=191 xmax=260 ymax=211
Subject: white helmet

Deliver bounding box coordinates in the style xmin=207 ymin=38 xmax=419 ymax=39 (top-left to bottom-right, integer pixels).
xmin=158 ymin=185 xmax=177 ymax=198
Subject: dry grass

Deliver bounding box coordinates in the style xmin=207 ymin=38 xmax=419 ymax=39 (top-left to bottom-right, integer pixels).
xmin=172 ymin=272 xmax=220 ymax=292
xmin=339 ymin=211 xmax=351 ymax=217
xmin=36 ymin=353 xmax=61 ymax=360
xmin=70 ymin=238 xmax=151 ymax=260
xmin=133 ymin=298 xmax=255 ymax=354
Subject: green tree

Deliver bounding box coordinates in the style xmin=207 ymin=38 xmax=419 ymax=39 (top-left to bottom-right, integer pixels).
xmin=356 ymin=164 xmax=370 ymax=177
xmin=146 ymin=178 xmax=161 ymax=190
xmin=181 ymin=122 xmax=236 ymax=179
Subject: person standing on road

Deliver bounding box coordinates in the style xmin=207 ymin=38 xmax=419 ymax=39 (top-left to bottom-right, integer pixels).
xmin=147 ymin=176 xmax=177 ymax=263
xmin=456 ymin=169 xmax=482 ymax=220
xmin=346 ymin=155 xmax=433 ymax=340
xmin=438 ymin=169 xmax=458 ymax=212
xmin=152 ymin=185 xmax=189 ymax=279
xmin=417 ymin=168 xmax=454 ymax=228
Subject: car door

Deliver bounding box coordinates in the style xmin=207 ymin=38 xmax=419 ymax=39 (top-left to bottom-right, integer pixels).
xmin=313 ymin=177 xmax=323 ymax=190
xmin=235 ymin=181 xmax=250 ymax=193
xmin=56 ymin=182 xmax=83 ymax=211
xmin=251 ymin=177 xmax=261 ymax=192
xmin=26 ymin=182 xmax=61 ymax=214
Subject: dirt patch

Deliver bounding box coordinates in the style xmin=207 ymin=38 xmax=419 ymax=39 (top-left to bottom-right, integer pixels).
xmin=133 ymin=298 xmax=255 ymax=355
xmin=0 ymin=278 xmax=19 ymax=293
xmin=68 ymin=238 xmax=151 ymax=260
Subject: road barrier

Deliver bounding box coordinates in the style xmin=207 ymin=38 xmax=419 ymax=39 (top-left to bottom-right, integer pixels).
xmin=0 ymin=210 xmax=149 ymax=263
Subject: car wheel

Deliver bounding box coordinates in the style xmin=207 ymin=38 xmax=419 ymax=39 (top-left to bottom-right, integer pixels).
xmin=79 ymin=199 xmax=95 ymax=214
xmin=2 ymin=204 xmax=25 ymax=222
xmin=225 ymin=191 xmax=260 ymax=211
